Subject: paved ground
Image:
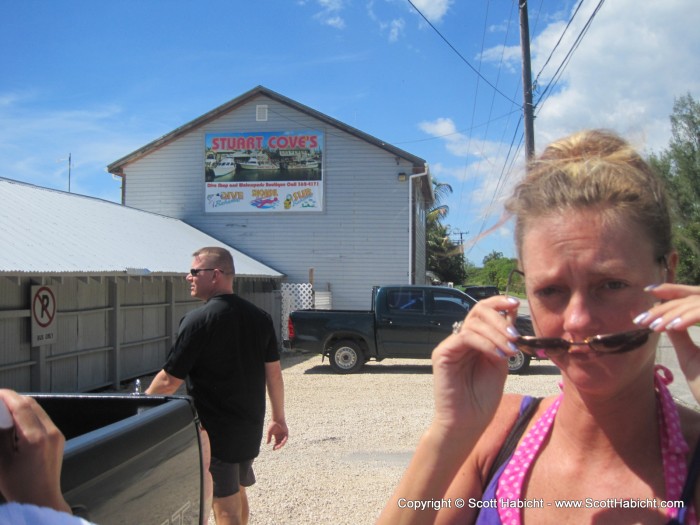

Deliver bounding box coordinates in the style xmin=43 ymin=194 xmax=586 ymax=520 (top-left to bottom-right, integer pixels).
xmin=238 ymin=354 xmax=562 ymax=525
xmin=656 ymin=329 xmax=700 ymax=407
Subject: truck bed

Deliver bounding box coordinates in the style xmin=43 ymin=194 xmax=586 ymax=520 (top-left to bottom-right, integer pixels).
xmin=289 ymin=309 xmax=375 ymax=355
xmin=33 ymin=394 xmax=204 ymax=525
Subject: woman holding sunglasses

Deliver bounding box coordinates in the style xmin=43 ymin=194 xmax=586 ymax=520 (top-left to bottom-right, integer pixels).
xmin=378 ymin=129 xmax=700 ymax=525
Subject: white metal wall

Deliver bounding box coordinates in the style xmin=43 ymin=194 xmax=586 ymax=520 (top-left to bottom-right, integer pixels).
xmin=0 ymin=275 xmax=281 ymax=393
xmin=123 ymin=95 xmax=423 ymax=310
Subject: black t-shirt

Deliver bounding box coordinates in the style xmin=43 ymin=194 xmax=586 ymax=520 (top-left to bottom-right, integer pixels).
xmin=164 ymin=294 xmax=280 ymax=462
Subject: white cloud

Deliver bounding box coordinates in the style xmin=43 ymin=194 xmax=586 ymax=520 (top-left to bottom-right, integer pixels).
xmin=0 ymin=94 xmax=150 ymax=202
xmin=486 ymin=0 xmax=700 ymax=154
xmin=318 ymin=0 xmax=344 ymax=9
xmin=419 ymin=117 xmax=515 ymax=168
xmin=433 ymin=0 xmax=700 ymax=257
xmin=409 ymin=0 xmax=453 ymax=23
xmin=388 ymin=18 xmax=405 ymax=42
xmin=314 ymin=0 xmax=346 ymax=29
xmin=324 ymin=16 xmax=346 ymax=29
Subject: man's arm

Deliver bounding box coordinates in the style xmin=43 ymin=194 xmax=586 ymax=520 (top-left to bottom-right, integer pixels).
xmin=265 ymin=360 xmax=288 ymax=450
xmin=145 ymin=369 xmax=184 ymax=395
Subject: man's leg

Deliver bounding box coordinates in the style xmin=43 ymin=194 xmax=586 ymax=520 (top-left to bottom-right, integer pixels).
xmin=199 ymin=429 xmax=212 ymax=524
xmin=210 ymin=459 xmax=255 ymax=525
xmin=212 ymin=486 xmax=248 ymax=525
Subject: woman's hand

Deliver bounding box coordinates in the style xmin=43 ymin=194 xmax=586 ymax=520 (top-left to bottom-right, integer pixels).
xmin=376 ymin=295 xmax=523 ymax=525
xmin=634 ymin=283 xmax=700 ymax=403
xmin=431 ymin=295 xmax=522 ymax=438
xmin=0 ymin=389 xmax=71 ymax=513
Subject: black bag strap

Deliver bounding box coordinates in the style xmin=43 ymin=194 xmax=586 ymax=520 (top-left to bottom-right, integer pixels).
xmin=484 ymin=396 xmax=542 ymax=487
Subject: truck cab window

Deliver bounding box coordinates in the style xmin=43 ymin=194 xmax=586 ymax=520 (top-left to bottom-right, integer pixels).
xmin=432 ymin=291 xmax=471 ymax=315
xmin=387 ymin=290 xmax=425 ymax=313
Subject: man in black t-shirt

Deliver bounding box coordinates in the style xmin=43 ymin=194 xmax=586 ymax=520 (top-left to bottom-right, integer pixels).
xmin=147 ymin=247 xmax=288 ymax=525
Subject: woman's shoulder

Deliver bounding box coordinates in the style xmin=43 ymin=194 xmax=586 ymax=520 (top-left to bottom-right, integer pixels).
xmin=491 ymin=393 xmax=558 ymax=422
xmin=0 ymin=503 xmax=95 ymax=525
xmin=472 ymin=394 xmax=557 ymax=476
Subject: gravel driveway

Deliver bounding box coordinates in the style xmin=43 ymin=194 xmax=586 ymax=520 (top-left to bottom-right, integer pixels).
xmin=240 ymin=352 xmax=562 ymax=525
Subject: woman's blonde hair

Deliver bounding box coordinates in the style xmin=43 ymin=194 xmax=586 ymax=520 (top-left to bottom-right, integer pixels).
xmin=505 ymin=129 xmax=672 ymax=260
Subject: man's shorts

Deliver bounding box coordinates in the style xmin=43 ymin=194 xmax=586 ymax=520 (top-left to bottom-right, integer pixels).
xmin=209 ymin=457 xmax=256 ymax=498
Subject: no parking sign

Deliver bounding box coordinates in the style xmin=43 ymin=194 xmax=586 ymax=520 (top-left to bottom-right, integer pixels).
xmin=31 ymin=285 xmax=57 ymax=346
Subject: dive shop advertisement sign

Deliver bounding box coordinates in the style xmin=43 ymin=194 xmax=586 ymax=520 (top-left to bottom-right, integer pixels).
xmin=31 ymin=285 xmax=57 ymax=346
xmin=204 ymin=131 xmax=323 ymax=213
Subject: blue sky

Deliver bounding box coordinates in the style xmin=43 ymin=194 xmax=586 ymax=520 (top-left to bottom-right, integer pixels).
xmin=1 ymin=0 xmax=699 ymax=265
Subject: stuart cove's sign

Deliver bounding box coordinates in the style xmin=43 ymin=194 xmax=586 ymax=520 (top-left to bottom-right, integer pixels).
xmin=204 ymin=131 xmax=323 ymax=213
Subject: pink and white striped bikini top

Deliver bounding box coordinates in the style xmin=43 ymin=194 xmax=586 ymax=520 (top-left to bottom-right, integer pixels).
xmin=495 ymin=365 xmax=696 ymax=524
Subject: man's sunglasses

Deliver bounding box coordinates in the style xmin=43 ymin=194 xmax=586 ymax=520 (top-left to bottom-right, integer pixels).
xmin=505 ymin=268 xmax=652 ymax=356
xmin=189 ymin=268 xmax=218 ymax=276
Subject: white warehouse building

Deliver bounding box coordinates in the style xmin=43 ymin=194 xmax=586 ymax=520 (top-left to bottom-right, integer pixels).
xmin=108 ymin=86 xmax=434 ymax=311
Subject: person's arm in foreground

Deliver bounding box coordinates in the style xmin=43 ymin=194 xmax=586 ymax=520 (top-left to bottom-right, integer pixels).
xmin=265 ymin=360 xmax=288 ymax=450
xmin=377 ymin=295 xmax=521 ymax=525
xmin=145 ymin=369 xmax=184 ymax=395
xmin=0 ymin=389 xmax=72 ymax=513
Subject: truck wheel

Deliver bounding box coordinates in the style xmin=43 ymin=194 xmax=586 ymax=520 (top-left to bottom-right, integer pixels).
xmin=507 ymin=350 xmax=531 ymax=374
xmin=329 ymin=340 xmax=365 ymax=374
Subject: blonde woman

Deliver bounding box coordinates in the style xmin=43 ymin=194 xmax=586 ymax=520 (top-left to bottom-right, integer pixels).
xmin=379 ymin=130 xmax=700 ymax=525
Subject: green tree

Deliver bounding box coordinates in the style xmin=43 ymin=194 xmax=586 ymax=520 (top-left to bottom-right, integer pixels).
xmin=481 ymin=252 xmax=518 ymax=291
xmin=482 ymin=250 xmax=504 ymax=266
xmin=649 ymin=93 xmax=700 ymax=284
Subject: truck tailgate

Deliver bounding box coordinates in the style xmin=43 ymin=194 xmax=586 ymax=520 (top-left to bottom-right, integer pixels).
xmin=33 ymin=394 xmax=203 ymax=525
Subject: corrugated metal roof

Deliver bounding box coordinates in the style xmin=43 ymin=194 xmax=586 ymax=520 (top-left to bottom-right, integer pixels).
xmin=0 ymin=178 xmax=283 ymax=278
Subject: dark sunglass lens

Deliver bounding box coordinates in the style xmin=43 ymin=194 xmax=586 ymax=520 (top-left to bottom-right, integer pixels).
xmin=515 ymin=337 xmax=569 ymax=356
xmin=589 ymin=330 xmax=650 ymax=354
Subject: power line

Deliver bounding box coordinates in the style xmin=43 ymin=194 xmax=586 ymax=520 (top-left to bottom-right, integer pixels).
xmin=468 ymin=0 xmax=608 ymax=258
xmin=406 ymin=0 xmax=522 ymax=108
xmin=534 ymin=0 xmax=607 ymax=114
xmin=531 ymin=0 xmax=585 ymax=92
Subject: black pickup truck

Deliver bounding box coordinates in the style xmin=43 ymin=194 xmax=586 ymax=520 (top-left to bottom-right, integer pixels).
xmin=288 ymin=285 xmax=538 ymax=374
xmin=25 ymin=393 xmax=205 ymax=525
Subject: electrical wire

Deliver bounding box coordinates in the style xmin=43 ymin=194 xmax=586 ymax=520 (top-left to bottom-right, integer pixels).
xmin=534 ymin=0 xmax=607 ymax=114
xmin=531 ymin=0 xmax=585 ymax=93
xmin=468 ymin=0 xmax=608 ymax=258
xmin=406 ymin=0 xmax=522 ymax=108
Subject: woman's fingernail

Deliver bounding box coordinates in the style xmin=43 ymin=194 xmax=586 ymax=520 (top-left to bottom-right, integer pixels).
xmin=667 ymin=317 xmax=683 ymax=330
xmin=644 ymin=284 xmax=661 ymax=292
xmin=507 ymin=297 xmax=520 ymax=305
xmin=496 ymin=348 xmax=507 ymax=358
xmin=506 ymin=325 xmax=521 ymax=337
xmin=633 ymin=312 xmax=649 ymax=325
xmin=507 ymin=342 xmax=519 ymax=353
xmin=649 ymin=318 xmax=664 ymax=331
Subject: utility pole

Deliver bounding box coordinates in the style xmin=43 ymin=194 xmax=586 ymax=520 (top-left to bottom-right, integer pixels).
xmin=451 ymin=230 xmax=468 ymax=246
xmin=68 ymin=153 xmax=72 ymax=193
xmin=519 ymin=0 xmax=535 ymax=160
xmin=451 ymin=229 xmax=468 ymax=266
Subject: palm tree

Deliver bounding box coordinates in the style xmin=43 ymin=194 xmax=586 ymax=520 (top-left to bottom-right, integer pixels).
xmin=428 ymin=180 xmax=453 ymax=224
xmin=426 ymin=179 xmax=465 ymax=284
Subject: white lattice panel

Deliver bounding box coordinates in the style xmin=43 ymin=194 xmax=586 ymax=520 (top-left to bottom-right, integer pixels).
xmin=281 ymin=283 xmax=314 ymax=340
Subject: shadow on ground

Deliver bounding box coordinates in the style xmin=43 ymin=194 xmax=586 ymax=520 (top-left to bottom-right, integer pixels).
xmin=302 ymin=360 xmax=562 ymax=376
xmin=304 ymin=362 xmax=433 ymax=375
